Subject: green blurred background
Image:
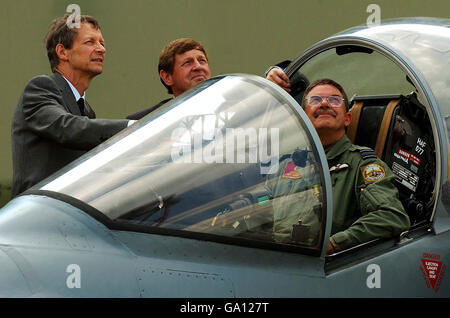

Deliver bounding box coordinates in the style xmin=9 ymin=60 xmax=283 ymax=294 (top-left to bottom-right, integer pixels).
xmin=1 ymin=0 xmax=449 ymax=207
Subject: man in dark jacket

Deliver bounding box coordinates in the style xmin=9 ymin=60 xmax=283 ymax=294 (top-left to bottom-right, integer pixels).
xmin=127 ymin=38 xmax=211 ymax=120
xmin=11 ymin=14 xmax=132 ymax=197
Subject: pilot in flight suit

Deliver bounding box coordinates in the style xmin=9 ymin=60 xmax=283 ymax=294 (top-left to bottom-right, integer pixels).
xmin=268 ymin=135 xmax=410 ymax=252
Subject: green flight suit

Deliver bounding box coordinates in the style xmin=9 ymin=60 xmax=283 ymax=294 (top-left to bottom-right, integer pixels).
xmin=326 ymin=135 xmax=410 ymax=250
xmin=267 ymin=161 xmax=322 ymax=246
xmin=269 ymin=135 xmax=410 ymax=251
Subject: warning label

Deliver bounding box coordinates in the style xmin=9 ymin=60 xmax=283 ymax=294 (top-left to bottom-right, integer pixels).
xmin=393 ymin=148 xmax=421 ymax=166
xmin=420 ymin=253 xmax=446 ymax=293
xmin=392 ymin=162 xmax=419 ymax=192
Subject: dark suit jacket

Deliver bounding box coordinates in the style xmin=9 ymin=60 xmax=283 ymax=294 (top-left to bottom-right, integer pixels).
xmin=126 ymin=98 xmax=172 ymax=120
xmin=11 ymin=72 xmax=129 ymax=197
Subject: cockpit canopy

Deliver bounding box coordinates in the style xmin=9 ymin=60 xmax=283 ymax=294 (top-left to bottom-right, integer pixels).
xmin=32 ymin=75 xmax=331 ymax=255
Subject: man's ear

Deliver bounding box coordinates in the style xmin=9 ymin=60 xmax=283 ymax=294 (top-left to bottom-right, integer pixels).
xmin=159 ymin=70 xmax=173 ymax=87
xmin=344 ymin=111 xmax=352 ymax=127
xmin=55 ymin=43 xmax=69 ymax=62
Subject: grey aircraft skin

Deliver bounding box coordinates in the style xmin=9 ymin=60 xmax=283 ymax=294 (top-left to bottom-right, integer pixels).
xmin=0 ymin=18 xmax=448 ymax=297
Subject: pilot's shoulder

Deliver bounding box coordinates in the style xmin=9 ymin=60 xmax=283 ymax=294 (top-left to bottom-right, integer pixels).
xmin=348 ymin=144 xmax=378 ymax=161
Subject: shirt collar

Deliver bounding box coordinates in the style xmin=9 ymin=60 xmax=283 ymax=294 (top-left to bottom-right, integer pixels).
xmin=326 ymin=134 xmax=352 ymax=161
xmin=60 ymin=74 xmax=86 ymax=101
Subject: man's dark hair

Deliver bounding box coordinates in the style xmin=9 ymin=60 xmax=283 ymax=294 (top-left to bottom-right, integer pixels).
xmin=302 ymin=78 xmax=349 ymax=112
xmin=158 ymin=38 xmax=208 ymax=94
xmin=45 ymin=14 xmax=100 ymax=72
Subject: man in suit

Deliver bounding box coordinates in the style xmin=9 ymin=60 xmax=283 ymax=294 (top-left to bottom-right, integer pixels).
xmin=11 ymin=14 xmax=133 ymax=197
xmin=127 ymin=38 xmax=211 ymax=120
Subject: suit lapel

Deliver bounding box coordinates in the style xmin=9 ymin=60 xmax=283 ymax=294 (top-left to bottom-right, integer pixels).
xmin=84 ymin=100 xmax=96 ymax=118
xmin=51 ymin=72 xmax=82 ymax=116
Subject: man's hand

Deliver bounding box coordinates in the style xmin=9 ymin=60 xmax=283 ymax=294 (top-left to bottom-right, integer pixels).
xmin=327 ymin=240 xmax=336 ymax=255
xmin=266 ymin=67 xmax=291 ymax=93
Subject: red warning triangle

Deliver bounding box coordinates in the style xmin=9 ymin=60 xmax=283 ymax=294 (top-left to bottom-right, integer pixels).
xmin=421 ymin=259 xmax=442 ymax=289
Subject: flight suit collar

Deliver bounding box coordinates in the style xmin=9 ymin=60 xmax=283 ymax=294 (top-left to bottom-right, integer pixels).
xmin=325 ymin=135 xmax=352 ymax=161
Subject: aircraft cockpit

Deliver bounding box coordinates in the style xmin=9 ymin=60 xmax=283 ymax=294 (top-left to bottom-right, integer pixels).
xmin=284 ymin=18 xmax=449 ymax=259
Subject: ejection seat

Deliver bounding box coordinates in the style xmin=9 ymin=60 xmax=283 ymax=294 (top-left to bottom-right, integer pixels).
xmin=346 ymin=92 xmax=435 ymax=227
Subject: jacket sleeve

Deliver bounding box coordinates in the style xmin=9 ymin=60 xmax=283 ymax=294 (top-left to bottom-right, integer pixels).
xmin=331 ymin=158 xmax=411 ymax=251
xmin=21 ymin=75 xmax=129 ymax=150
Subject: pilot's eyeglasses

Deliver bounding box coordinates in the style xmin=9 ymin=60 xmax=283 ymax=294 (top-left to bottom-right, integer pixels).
xmin=306 ymin=95 xmax=345 ymax=107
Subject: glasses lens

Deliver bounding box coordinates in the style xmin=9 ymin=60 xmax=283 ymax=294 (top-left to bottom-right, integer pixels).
xmin=328 ymin=96 xmax=343 ymax=107
xmin=308 ymin=96 xmax=322 ymax=106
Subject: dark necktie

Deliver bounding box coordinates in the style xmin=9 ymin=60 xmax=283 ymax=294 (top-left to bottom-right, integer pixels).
xmin=77 ymin=97 xmax=86 ymax=116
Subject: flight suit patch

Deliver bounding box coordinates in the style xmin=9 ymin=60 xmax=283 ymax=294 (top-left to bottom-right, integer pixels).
xmin=361 ymin=163 xmax=386 ymax=183
xmin=282 ymin=161 xmax=302 ymax=179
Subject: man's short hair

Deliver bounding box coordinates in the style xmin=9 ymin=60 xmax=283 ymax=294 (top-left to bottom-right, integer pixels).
xmin=302 ymin=78 xmax=349 ymax=112
xmin=158 ymin=38 xmax=208 ymax=94
xmin=45 ymin=14 xmax=100 ymax=72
